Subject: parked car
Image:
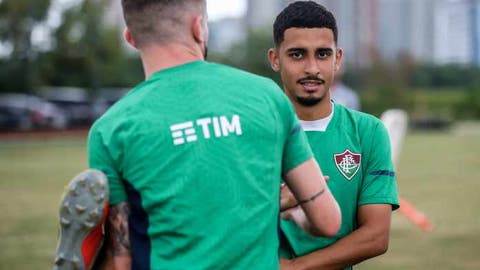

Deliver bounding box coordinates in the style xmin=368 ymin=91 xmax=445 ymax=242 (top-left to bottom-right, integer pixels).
xmin=39 ymin=87 xmax=93 ymax=127
xmin=0 ymin=93 xmax=68 ymax=131
xmin=91 ymin=88 xmax=130 ymax=120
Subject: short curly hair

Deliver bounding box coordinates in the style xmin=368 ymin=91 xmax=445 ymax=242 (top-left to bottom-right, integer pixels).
xmin=273 ymin=1 xmax=338 ymax=46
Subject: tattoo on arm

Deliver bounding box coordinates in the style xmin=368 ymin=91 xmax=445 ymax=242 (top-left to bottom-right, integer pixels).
xmin=297 ymin=188 xmax=326 ymax=205
xmin=106 ymin=203 xmax=131 ymax=256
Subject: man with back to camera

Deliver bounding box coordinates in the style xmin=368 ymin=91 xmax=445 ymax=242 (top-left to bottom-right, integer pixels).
xmin=269 ymin=2 xmax=399 ymax=269
xmin=53 ymin=0 xmax=342 ymax=269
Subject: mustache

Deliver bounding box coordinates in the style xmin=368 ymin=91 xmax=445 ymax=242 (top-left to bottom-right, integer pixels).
xmin=297 ymin=76 xmax=325 ymax=84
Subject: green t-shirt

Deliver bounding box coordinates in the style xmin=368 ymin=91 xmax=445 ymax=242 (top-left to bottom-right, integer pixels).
xmin=88 ymin=61 xmax=313 ymax=270
xmin=280 ymin=103 xmax=399 ymax=270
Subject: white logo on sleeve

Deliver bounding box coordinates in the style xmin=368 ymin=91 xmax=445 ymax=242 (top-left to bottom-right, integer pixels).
xmin=171 ymin=115 xmax=242 ymax=146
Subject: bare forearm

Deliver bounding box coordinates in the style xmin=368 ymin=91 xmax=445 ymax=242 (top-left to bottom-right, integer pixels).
xmin=293 ymin=205 xmax=392 ymax=270
xmin=283 ymin=158 xmax=341 ymax=237
xmin=295 ymin=227 xmax=388 ymax=270
xmin=105 ymin=202 xmax=132 ymax=270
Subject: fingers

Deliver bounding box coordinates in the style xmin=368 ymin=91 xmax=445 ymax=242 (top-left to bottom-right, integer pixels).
xmin=280 ymin=185 xmax=298 ymax=211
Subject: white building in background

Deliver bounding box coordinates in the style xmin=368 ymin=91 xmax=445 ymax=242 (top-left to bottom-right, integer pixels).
xmin=244 ymin=0 xmax=378 ymax=67
xmin=375 ymin=0 xmax=477 ymax=65
xmin=325 ymin=0 xmax=478 ymax=66
xmin=433 ymin=0 xmax=472 ymax=65
xmin=351 ymin=0 xmax=378 ymax=67
xmin=100 ymin=0 xmax=480 ymax=67
xmin=408 ymin=0 xmax=436 ymax=63
xmin=376 ymin=0 xmax=436 ymax=62
xmin=245 ymin=0 xmax=284 ymax=29
xmin=377 ymin=0 xmax=412 ymax=61
xmin=473 ymin=0 xmax=480 ymax=66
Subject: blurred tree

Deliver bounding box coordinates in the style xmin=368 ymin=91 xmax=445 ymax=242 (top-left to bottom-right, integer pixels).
xmin=455 ymin=85 xmax=480 ymax=120
xmin=211 ymin=28 xmax=280 ymax=85
xmin=39 ymin=0 xmax=143 ymax=91
xmin=354 ymin=55 xmax=410 ymax=116
xmin=412 ymin=64 xmax=480 ymax=89
xmin=240 ymin=29 xmax=280 ymax=83
xmin=0 ymin=0 xmax=52 ymax=92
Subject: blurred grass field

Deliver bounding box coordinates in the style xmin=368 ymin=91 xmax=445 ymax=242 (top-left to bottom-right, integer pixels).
xmin=1 ymin=123 xmax=479 ymax=270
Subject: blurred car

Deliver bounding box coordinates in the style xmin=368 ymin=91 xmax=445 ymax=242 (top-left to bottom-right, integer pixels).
xmin=39 ymin=87 xmax=93 ymax=127
xmin=91 ymin=87 xmax=130 ymax=120
xmin=0 ymin=93 xmax=68 ymax=131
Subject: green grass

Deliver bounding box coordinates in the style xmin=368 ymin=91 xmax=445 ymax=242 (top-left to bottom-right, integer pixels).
xmin=358 ymin=122 xmax=480 ymax=270
xmin=0 ymin=139 xmax=87 ymax=270
xmin=0 ymin=123 xmax=479 ymax=269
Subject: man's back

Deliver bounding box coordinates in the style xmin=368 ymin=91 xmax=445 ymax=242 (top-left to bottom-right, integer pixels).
xmin=89 ymin=61 xmax=312 ymax=269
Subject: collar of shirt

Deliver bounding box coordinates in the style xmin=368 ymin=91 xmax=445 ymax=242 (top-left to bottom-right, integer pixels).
xmin=299 ymin=102 xmax=335 ymax=132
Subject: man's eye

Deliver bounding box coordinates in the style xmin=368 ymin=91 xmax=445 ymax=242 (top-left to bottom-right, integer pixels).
xmin=317 ymin=51 xmax=331 ymax=59
xmin=290 ymin=52 xmax=303 ymax=59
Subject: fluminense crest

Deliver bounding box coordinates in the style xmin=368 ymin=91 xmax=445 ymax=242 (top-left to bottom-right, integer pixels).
xmin=334 ymin=149 xmax=361 ymax=180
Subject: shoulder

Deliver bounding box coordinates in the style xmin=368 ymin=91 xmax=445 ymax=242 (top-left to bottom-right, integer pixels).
xmin=90 ymin=87 xmax=140 ymax=135
xmin=208 ymin=62 xmax=290 ymax=107
xmin=337 ymin=104 xmax=383 ymax=127
xmin=207 ymin=62 xmax=280 ymax=89
xmin=334 ymin=104 xmax=388 ymax=141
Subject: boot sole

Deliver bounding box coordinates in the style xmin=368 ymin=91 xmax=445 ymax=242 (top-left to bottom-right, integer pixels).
xmin=53 ymin=169 xmax=109 ymax=270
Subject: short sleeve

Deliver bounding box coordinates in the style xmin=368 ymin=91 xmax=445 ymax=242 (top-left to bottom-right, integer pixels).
xmin=88 ymin=126 xmax=127 ymax=205
xmin=359 ymin=121 xmax=399 ymax=210
xmin=274 ymin=91 xmax=313 ymax=175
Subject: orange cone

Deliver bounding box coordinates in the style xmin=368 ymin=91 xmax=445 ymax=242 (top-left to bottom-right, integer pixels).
xmin=399 ymin=197 xmax=433 ymax=232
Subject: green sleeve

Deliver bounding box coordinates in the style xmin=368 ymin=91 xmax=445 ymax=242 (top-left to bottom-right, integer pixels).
xmin=359 ymin=121 xmax=400 ymax=210
xmin=274 ymin=91 xmax=313 ymax=175
xmin=88 ymin=125 xmax=127 ymax=205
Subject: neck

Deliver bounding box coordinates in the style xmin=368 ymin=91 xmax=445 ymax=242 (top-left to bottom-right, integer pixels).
xmin=294 ymin=98 xmax=333 ymax=121
xmin=139 ymin=43 xmax=204 ymax=79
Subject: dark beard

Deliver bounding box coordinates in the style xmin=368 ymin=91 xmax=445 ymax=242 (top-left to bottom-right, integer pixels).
xmin=296 ymin=96 xmax=323 ymax=107
xmin=294 ymin=75 xmax=325 ymax=107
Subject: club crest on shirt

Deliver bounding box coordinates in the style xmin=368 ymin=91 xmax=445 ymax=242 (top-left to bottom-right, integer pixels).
xmin=334 ymin=149 xmax=361 ymax=180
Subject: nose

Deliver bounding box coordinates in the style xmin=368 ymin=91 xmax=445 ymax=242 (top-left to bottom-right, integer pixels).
xmin=304 ymin=57 xmax=320 ymax=76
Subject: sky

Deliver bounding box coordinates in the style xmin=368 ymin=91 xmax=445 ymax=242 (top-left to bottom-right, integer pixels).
xmin=207 ymin=0 xmax=247 ymax=21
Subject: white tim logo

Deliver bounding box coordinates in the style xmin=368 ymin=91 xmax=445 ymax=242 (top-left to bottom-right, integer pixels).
xmin=171 ymin=122 xmax=198 ymax=146
xmin=171 ymin=115 xmax=242 ymax=146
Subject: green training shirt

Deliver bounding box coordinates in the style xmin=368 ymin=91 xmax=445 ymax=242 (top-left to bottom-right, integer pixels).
xmin=280 ymin=103 xmax=399 ymax=270
xmin=88 ymin=61 xmax=313 ymax=270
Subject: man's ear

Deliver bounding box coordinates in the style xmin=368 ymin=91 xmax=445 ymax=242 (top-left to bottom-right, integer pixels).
xmin=334 ymin=47 xmax=343 ymax=72
xmin=124 ymin=28 xmax=138 ymax=49
xmin=268 ymin=48 xmax=281 ymax=72
xmin=192 ymin=15 xmax=208 ymax=44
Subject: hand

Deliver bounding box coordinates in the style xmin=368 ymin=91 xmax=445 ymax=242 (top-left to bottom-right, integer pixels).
xmin=280 ymin=204 xmax=302 ymax=221
xmin=280 ymin=176 xmax=330 ymax=211
xmin=280 ymin=257 xmax=298 ymax=270
xmin=280 ymin=205 xmax=308 ymax=227
xmin=280 ymin=184 xmax=297 ymax=211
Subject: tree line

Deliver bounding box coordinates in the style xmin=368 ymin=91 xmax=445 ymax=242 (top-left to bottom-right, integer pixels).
xmin=0 ymin=0 xmax=143 ymax=94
